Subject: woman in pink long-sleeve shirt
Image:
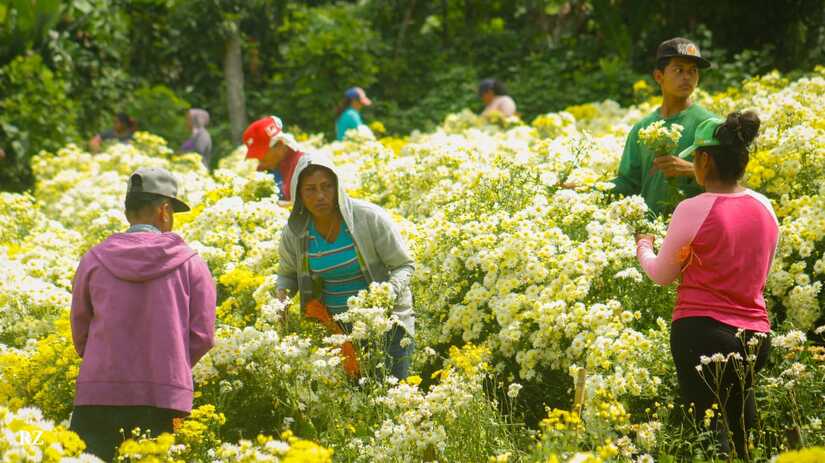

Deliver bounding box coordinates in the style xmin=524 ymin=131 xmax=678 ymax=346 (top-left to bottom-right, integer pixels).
xmin=636 ymin=111 xmax=777 ymax=460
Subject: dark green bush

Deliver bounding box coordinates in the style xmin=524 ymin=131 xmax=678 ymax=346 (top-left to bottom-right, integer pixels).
xmin=126 ymin=85 xmax=190 ymax=146
xmin=372 ymin=64 xmax=481 ymax=134
xmin=508 ymin=48 xmax=642 ymax=123
xmin=0 ymin=53 xmax=79 ymax=191
xmin=257 ymin=2 xmax=381 ymax=141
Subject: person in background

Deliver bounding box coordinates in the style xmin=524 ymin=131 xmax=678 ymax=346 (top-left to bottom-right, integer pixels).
xmin=89 ymin=112 xmax=137 ymax=153
xmin=276 ymin=152 xmax=415 ymax=379
xmin=636 ymin=111 xmax=774 ymax=460
xmin=335 ymin=86 xmax=372 ymax=141
xmin=70 ymin=167 xmax=216 ymax=461
xmin=479 ymin=78 xmax=516 ymax=118
xmin=243 ymin=115 xmax=304 ymax=202
xmin=612 ymin=37 xmax=717 ymax=215
xmin=180 ymin=108 xmax=213 ymax=169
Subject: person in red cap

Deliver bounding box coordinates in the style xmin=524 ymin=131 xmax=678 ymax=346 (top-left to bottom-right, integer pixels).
xmin=334 ymin=87 xmax=372 ymax=141
xmin=243 ymin=115 xmax=305 ymax=202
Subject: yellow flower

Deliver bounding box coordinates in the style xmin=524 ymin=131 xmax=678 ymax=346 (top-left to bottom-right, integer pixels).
xmin=597 ymin=440 xmax=619 ymax=459
xmin=564 ymin=103 xmax=599 ymax=121
xmin=369 ymin=121 xmax=386 ymax=135
xmin=448 ymin=343 xmax=491 ymax=378
xmin=0 ymin=317 xmax=80 ymax=420
xmin=282 ymin=438 xmax=334 ymax=463
xmin=774 ymin=447 xmax=825 ymax=463
xmin=403 ymin=375 xmax=422 ymax=386
xmin=539 ymin=408 xmax=584 ymax=434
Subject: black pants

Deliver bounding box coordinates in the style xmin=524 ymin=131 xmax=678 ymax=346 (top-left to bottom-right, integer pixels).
xmin=69 ymin=405 xmax=180 ymax=462
xmin=670 ymin=317 xmax=770 ymax=459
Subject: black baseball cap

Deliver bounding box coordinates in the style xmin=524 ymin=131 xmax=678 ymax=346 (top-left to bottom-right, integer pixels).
xmin=656 ymin=37 xmax=711 ymax=69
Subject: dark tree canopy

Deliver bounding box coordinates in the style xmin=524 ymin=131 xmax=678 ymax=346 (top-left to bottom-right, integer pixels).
xmin=1 ymin=0 xmax=823 ymax=191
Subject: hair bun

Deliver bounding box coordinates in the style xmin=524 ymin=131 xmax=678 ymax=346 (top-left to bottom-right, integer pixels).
xmin=716 ymin=110 xmax=761 ymax=149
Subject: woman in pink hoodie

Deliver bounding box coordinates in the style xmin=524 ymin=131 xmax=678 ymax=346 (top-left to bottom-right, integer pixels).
xmin=636 ymin=112 xmax=776 ymax=460
xmin=70 ymin=168 xmax=216 ymax=461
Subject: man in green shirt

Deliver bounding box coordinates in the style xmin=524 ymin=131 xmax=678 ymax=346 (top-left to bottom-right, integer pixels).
xmin=612 ymin=37 xmax=718 ymax=215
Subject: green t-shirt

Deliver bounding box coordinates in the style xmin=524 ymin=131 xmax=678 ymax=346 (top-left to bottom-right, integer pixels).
xmin=612 ymin=103 xmax=717 ymax=215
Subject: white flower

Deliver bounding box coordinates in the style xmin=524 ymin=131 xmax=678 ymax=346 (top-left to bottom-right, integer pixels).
xmin=637 ymin=120 xmax=684 ymax=155
xmin=773 ymin=330 xmax=807 ymax=350
xmin=507 ymin=383 xmax=523 ymax=398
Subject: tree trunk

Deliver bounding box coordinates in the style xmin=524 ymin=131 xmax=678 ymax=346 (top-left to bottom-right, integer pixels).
xmin=394 ymin=0 xmax=417 ymax=59
xmin=441 ymin=0 xmax=449 ymax=48
xmin=224 ymin=25 xmax=247 ymax=144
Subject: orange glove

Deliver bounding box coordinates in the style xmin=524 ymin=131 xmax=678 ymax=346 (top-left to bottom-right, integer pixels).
xmin=305 ymin=299 xmax=360 ymax=377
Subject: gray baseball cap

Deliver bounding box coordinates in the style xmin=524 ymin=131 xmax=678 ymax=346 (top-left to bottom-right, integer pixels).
xmin=126 ymin=167 xmax=190 ymax=212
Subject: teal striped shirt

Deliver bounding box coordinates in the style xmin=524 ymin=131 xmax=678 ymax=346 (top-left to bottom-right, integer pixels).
xmin=307 ymin=220 xmax=369 ymax=315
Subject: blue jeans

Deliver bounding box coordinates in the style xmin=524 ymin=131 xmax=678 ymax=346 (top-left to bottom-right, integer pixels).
xmin=338 ymin=321 xmax=414 ymax=380
xmin=384 ymin=325 xmax=414 ymax=380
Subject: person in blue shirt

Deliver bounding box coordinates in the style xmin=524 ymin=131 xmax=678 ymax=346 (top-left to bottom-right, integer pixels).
xmin=335 ymin=87 xmax=372 ymax=141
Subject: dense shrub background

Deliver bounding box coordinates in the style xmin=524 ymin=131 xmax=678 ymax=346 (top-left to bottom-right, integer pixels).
xmin=0 ymin=54 xmax=79 ymax=191
xmin=1 ymin=0 xmax=824 ymax=190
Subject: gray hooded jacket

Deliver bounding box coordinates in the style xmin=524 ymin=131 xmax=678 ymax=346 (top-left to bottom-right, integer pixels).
xmin=276 ymin=152 xmax=415 ymax=335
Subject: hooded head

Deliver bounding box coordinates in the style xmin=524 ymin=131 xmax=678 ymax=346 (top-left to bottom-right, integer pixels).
xmin=188 ymin=108 xmax=210 ymax=132
xmin=287 ymin=152 xmax=352 ymax=234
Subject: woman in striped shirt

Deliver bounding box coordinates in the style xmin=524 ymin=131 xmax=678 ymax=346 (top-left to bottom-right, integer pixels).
xmin=276 ymin=152 xmax=415 ymax=379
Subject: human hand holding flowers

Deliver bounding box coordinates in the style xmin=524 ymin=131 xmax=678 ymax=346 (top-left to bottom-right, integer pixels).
xmin=638 ymin=120 xmax=683 ymax=156
xmin=638 ymin=121 xmax=692 ymax=177
xmin=652 ymin=155 xmax=694 ymax=177
xmin=635 ymin=234 xmax=655 ymax=247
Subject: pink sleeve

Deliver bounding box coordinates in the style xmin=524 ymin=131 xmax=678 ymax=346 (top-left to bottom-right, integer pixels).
xmin=499 ymin=96 xmax=516 ymax=116
xmin=70 ymin=255 xmax=94 ymax=357
xmin=745 ymin=190 xmax=780 ymax=264
xmin=637 ymin=195 xmax=716 ymax=285
xmin=188 ymin=256 xmax=216 ymax=366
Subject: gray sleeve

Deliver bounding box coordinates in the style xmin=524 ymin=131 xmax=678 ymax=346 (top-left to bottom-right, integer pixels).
xmin=194 ymin=131 xmax=212 ymax=167
xmin=276 ymin=229 xmax=299 ymax=294
xmin=371 ymin=208 xmax=415 ymax=297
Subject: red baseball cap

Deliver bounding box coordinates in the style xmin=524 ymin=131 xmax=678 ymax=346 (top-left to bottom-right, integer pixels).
xmin=345 ymin=87 xmax=372 ymax=106
xmin=243 ymin=116 xmax=284 ymax=160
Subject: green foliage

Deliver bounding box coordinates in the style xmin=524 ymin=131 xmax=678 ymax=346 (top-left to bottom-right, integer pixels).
xmin=510 ymin=49 xmax=641 ymax=123
xmin=0 ymin=0 xmax=62 ymax=66
xmin=372 ymin=65 xmax=481 ymax=134
xmin=262 ymin=2 xmax=381 ymax=139
xmin=0 ymin=53 xmax=78 ymax=192
xmin=126 ymin=85 xmax=190 ymax=146
xmin=3 ymin=0 xmax=825 ymax=170
xmin=46 ymin=0 xmax=135 ymax=135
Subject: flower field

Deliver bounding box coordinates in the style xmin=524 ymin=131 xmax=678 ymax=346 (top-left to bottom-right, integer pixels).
xmin=1 ymin=69 xmax=825 ymax=462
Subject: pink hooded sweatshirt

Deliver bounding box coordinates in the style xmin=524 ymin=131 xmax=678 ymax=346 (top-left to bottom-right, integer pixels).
xmin=70 ymin=232 xmax=216 ymax=413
